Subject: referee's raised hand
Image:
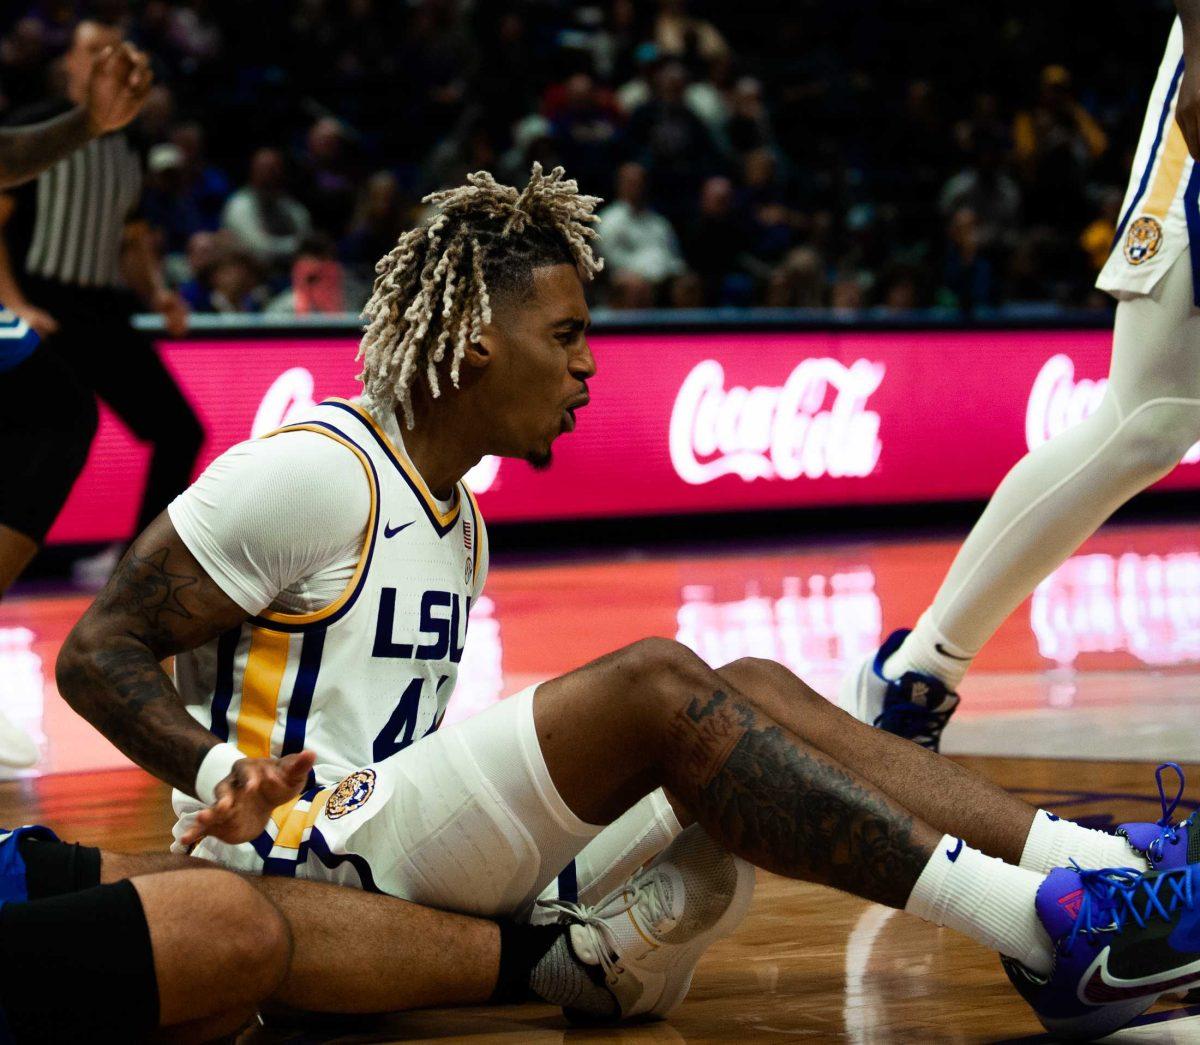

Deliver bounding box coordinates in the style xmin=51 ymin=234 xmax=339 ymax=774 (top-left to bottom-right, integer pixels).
xmin=84 ymin=43 xmax=153 ymax=137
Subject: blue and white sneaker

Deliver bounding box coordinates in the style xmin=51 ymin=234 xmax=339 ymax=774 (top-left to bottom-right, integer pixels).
xmin=1003 ymin=863 xmax=1200 ymax=1040
xmin=838 ymin=628 xmax=960 ymax=752
xmin=1117 ymin=762 xmax=1200 ymax=872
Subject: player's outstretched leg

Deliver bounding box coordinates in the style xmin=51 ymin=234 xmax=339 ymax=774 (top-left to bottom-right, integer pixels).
xmin=841 ymin=251 xmax=1200 ymax=751
xmin=532 ymin=638 xmax=1200 ymax=1037
xmin=718 ymin=656 xmax=1151 ymax=874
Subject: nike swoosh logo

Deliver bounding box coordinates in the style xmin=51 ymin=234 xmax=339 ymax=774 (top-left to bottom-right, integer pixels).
xmin=935 ymin=643 xmax=972 ymax=661
xmin=384 ymin=520 xmax=414 ymax=539
xmin=946 ymin=838 xmax=964 ymax=862
xmin=1082 ymin=950 xmax=1200 ymax=1003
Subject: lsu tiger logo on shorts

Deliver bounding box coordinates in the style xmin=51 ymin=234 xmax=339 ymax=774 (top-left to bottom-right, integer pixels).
xmin=326 ymin=768 xmax=376 ymax=820
xmin=1124 ymin=216 xmax=1164 ymax=266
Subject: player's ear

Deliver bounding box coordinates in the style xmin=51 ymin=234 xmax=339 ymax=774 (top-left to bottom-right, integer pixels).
xmin=463 ymin=329 xmax=494 ymax=371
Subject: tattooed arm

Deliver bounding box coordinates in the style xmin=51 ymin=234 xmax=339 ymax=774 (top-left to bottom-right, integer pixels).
xmin=56 ymin=514 xmax=247 ymax=794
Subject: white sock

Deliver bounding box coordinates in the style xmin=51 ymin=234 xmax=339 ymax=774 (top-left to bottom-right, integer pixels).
xmin=1019 ymin=809 xmax=1148 ymax=874
xmin=905 ymin=835 xmax=1052 ymax=975
xmin=883 ymin=610 xmax=974 ymax=691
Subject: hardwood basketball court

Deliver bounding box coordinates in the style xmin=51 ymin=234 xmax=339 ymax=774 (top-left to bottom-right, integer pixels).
xmin=3 ymin=520 xmax=1199 ymax=1042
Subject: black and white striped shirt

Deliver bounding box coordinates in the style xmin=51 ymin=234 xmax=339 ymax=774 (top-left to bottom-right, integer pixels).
xmin=3 ymin=100 xmax=143 ymax=290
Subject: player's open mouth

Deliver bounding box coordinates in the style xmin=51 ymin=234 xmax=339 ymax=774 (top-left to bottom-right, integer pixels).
xmin=562 ymin=394 xmax=589 ymax=433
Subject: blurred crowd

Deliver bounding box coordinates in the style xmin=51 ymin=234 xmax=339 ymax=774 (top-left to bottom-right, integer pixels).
xmin=0 ymin=0 xmax=1174 ymax=314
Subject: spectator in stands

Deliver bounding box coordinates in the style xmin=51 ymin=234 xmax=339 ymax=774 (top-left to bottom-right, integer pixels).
xmin=168 ymin=121 xmax=230 ymax=230
xmin=740 ymin=148 xmax=798 ymax=264
xmin=764 ymin=246 xmax=827 ymax=308
xmin=830 ymin=271 xmax=867 ymax=310
xmin=625 ymin=59 xmax=723 ymax=223
xmin=653 ymin=0 xmax=730 ymax=67
xmin=941 ymin=206 xmax=995 ymax=311
xmin=683 ymin=52 xmax=733 ymax=143
xmin=142 ymin=141 xmax=208 ymax=256
xmin=726 ymin=76 xmax=773 ymax=156
xmin=296 ymin=116 xmax=357 ymax=239
xmin=208 ymin=246 xmax=269 ymax=314
xmin=598 ymin=160 xmax=687 ymax=308
xmin=683 ymin=175 xmax=751 ymax=305
xmin=1013 ymin=65 xmax=1108 ymax=227
xmin=177 ymin=229 xmax=223 ymax=312
xmin=341 ymin=171 xmax=411 ymax=281
xmin=266 ymin=233 xmax=365 ymax=316
xmin=589 ymin=0 xmax=648 ymax=88
xmin=614 ymin=41 xmax=659 ymax=116
xmin=938 ymin=129 xmax=1021 ymax=252
xmin=545 ymin=72 xmax=623 ymax=199
xmin=221 ymin=147 xmax=312 ymax=274
xmin=0 ymin=19 xmax=52 ymax=110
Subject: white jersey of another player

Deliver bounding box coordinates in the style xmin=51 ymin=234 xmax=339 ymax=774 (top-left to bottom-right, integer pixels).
xmin=169 ymin=396 xmax=487 ymax=865
xmin=1098 ymin=18 xmax=1198 ymax=300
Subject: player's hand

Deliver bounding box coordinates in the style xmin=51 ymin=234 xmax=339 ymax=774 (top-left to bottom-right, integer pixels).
xmin=154 ymin=289 xmax=190 ymax=337
xmin=84 ymin=43 xmax=153 ymax=136
xmin=179 ymin=750 xmax=317 ymax=847
xmin=1177 ymin=55 xmax=1200 ymax=161
xmin=11 ymin=302 xmax=58 ymax=337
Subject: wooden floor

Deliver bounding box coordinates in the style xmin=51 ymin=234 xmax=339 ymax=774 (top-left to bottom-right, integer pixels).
xmin=5 ymin=519 xmax=1200 ymax=1040
xmin=3 ymin=756 xmax=1197 ymax=1044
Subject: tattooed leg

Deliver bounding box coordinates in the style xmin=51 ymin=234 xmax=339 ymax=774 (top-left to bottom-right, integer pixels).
xmin=533 ymin=639 xmax=940 ymax=909
xmin=713 ymin=657 xmax=1036 ymax=866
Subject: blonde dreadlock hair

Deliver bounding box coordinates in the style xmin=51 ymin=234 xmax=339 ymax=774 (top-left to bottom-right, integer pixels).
xmin=357 ymin=163 xmax=604 ymax=428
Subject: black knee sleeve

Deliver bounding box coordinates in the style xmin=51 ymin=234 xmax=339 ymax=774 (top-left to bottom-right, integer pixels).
xmin=17 ymin=834 xmax=101 ymax=900
xmin=0 ymin=880 xmax=158 ymax=1040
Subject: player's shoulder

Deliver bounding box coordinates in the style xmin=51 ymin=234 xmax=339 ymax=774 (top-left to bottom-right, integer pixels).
xmin=195 ymin=427 xmax=375 ymax=517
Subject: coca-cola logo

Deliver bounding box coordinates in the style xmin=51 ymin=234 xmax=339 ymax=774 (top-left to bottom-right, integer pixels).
xmin=1026 ymin=354 xmax=1200 ymax=464
xmin=251 ymin=366 xmax=317 ymax=436
xmin=250 ymin=368 xmax=503 ymax=492
xmin=669 ymin=358 xmax=885 ymax=485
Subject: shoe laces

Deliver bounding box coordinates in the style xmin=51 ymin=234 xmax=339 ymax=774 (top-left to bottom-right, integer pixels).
xmin=1145 ymin=762 xmax=1200 ymax=864
xmin=873 ymin=699 xmax=954 ymax=747
xmin=536 ymin=871 xmax=673 ymax=983
xmin=1065 ymin=861 xmax=1197 ymax=953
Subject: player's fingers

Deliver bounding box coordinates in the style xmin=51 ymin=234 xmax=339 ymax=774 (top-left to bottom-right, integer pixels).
xmin=280 ymin=750 xmax=317 ymax=782
xmin=180 ymin=810 xmax=214 ymax=846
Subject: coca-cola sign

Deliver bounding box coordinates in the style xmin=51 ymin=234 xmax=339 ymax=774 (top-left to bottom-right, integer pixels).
xmin=669 ymin=358 xmax=884 ymax=485
xmin=46 ymin=327 xmax=1200 ymax=544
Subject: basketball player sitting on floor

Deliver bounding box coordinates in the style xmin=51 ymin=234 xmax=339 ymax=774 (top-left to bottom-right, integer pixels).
xmin=51 ymin=165 xmax=1200 ymax=1041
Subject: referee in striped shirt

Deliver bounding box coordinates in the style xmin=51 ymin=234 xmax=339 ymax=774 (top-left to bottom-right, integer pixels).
xmin=0 ymin=19 xmax=201 ymax=588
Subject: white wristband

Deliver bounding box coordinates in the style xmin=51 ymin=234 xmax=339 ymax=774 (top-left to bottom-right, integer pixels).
xmin=195 ymin=743 xmax=246 ymax=806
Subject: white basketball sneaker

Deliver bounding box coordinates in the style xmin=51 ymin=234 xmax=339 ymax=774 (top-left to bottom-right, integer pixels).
xmin=539 ymin=824 xmax=755 ymax=1023
xmin=839 ymin=628 xmax=959 ymax=752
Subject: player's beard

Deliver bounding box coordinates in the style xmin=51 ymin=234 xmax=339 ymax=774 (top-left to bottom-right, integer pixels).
xmin=526 ymin=448 xmax=553 ymax=470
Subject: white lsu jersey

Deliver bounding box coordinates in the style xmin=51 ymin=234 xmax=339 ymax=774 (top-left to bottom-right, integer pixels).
xmin=1097 ymin=17 xmax=1198 ymax=300
xmin=171 ymin=397 xmax=487 ymax=846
